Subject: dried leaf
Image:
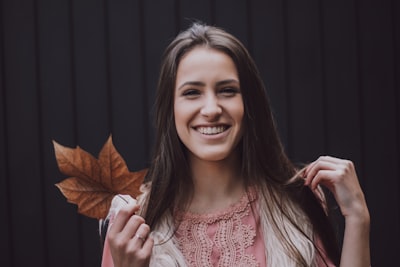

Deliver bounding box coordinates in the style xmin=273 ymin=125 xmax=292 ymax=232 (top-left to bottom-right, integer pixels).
xmin=54 ymin=135 xmax=147 ymax=219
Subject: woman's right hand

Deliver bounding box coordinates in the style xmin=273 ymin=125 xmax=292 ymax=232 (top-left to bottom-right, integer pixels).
xmin=106 ymin=203 xmax=154 ymax=267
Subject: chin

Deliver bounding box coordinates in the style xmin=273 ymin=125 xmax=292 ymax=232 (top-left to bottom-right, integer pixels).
xmin=193 ymin=150 xmax=235 ymax=162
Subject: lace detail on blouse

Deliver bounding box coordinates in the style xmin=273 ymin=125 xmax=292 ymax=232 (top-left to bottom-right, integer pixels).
xmin=175 ymin=191 xmax=260 ymax=267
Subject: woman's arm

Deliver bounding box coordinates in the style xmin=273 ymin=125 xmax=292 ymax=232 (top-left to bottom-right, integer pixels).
xmin=304 ymin=156 xmax=370 ymax=267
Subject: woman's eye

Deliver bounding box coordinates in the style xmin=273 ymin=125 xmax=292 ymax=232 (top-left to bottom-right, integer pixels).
xmin=182 ymin=89 xmax=200 ymax=98
xmin=219 ymin=87 xmax=239 ymax=96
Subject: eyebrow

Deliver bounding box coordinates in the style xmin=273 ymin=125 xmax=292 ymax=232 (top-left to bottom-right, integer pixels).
xmin=177 ymin=79 xmax=239 ymax=91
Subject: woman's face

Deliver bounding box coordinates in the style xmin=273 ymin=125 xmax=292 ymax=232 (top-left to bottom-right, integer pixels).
xmin=174 ymin=47 xmax=244 ymax=162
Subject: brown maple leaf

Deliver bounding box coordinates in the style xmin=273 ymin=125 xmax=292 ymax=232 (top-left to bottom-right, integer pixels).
xmin=53 ymin=135 xmax=147 ymax=220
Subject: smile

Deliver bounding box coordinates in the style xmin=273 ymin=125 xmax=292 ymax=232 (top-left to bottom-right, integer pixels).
xmin=195 ymin=126 xmax=229 ymax=135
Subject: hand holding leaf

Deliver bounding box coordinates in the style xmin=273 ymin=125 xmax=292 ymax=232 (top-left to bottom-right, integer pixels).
xmin=53 ymin=135 xmax=147 ymax=220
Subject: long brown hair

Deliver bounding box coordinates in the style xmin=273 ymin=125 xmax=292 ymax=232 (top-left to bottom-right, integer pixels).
xmin=143 ymin=23 xmax=340 ymax=266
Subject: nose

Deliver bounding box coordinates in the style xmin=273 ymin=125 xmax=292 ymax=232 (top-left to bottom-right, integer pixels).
xmin=200 ymin=94 xmax=222 ymax=119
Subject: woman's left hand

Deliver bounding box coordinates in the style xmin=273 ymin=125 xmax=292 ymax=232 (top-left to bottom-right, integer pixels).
xmin=303 ymin=156 xmax=369 ymax=221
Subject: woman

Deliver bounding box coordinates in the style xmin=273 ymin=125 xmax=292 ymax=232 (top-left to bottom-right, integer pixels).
xmin=101 ymin=23 xmax=370 ymax=267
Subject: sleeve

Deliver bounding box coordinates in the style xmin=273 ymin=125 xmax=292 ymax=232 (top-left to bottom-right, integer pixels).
xmin=99 ymin=195 xmax=138 ymax=267
xmin=101 ymin=234 xmax=115 ymax=267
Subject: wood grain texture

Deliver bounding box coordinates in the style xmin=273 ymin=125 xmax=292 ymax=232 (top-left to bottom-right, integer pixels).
xmin=0 ymin=0 xmax=398 ymax=265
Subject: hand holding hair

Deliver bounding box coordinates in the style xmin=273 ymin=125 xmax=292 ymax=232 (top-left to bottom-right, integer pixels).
xmin=304 ymin=156 xmax=370 ymax=267
xmin=303 ymin=156 xmax=369 ymax=220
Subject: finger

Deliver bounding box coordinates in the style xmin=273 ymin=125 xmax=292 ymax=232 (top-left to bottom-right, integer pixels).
xmin=304 ymin=156 xmax=326 ymax=177
xmin=119 ymin=215 xmax=145 ymax=239
xmin=304 ymin=160 xmax=317 ymax=178
xmin=304 ymin=156 xmax=347 ymax=175
xmin=315 ymin=156 xmax=355 ymax=170
xmin=137 ymin=222 xmax=150 ymax=237
xmin=131 ymin=223 xmax=151 ymax=249
xmin=304 ymin=160 xmax=337 ymax=186
xmin=310 ymin=169 xmax=336 ymax=191
xmin=109 ymin=203 xmax=140 ymax=234
xmin=136 ymin=223 xmax=150 ymax=242
xmin=317 ymin=155 xmax=346 ymax=164
xmin=142 ymin=235 xmax=155 ymax=252
xmin=126 ymin=235 xmax=154 ymax=265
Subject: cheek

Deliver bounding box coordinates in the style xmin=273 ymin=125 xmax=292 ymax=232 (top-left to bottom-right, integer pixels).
xmin=231 ymin=100 xmax=245 ymax=126
xmin=174 ymin=101 xmax=189 ymax=135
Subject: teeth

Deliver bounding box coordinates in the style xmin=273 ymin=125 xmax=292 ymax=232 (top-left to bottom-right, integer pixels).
xmin=197 ymin=126 xmax=226 ymax=135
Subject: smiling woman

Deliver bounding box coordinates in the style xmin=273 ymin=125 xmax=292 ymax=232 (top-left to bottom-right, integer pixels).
xmin=100 ymin=23 xmax=370 ymax=267
xmin=174 ymin=47 xmax=244 ymax=163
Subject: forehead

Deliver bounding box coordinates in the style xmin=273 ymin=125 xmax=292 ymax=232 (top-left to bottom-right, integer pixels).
xmin=176 ymin=47 xmax=238 ymax=84
xmin=179 ymin=46 xmax=233 ymax=66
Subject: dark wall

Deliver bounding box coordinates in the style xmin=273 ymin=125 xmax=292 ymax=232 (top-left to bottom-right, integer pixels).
xmin=1 ymin=0 xmax=398 ymax=266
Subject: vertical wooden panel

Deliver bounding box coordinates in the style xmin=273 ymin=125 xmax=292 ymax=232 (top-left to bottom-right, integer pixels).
xmin=36 ymin=0 xmax=82 ymax=266
xmin=285 ymin=0 xmax=325 ymax=162
xmin=142 ymin=0 xmax=177 ymax=149
xmin=0 ymin=1 xmax=12 ymax=265
xmin=214 ymin=0 xmax=249 ymax=47
xmin=395 ymin=0 xmax=400 ymax=134
xmin=392 ymin=0 xmax=400 ymax=228
xmin=2 ymin=0 xmax=46 ymax=265
xmin=72 ymin=0 xmax=111 ymax=265
xmin=0 ymin=1 xmax=399 ymax=265
xmin=0 ymin=90 xmax=12 ymax=266
xmin=393 ymin=0 xmax=400 ymax=237
xmin=72 ymin=0 xmax=110 ymax=146
xmin=321 ymin=0 xmax=362 ymax=166
xmin=319 ymin=0 xmax=362 ymax=245
xmin=250 ymin=0 xmax=290 ymax=147
xmin=106 ymin=0 xmax=148 ymax=170
xmin=179 ymin=0 xmax=212 ymax=29
xmin=0 ymin=112 xmax=12 ymax=267
xmin=357 ymin=1 xmax=400 ymax=265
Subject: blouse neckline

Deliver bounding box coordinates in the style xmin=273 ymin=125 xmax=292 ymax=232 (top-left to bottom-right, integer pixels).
xmin=176 ymin=188 xmax=257 ymax=224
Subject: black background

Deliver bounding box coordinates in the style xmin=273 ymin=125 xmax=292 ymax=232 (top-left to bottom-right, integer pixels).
xmin=1 ymin=0 xmax=399 ymax=266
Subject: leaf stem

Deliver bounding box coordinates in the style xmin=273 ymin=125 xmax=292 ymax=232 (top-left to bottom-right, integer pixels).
xmin=117 ymin=194 xmax=129 ymax=204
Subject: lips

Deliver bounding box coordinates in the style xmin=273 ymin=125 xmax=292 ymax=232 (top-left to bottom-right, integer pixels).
xmin=194 ymin=125 xmax=230 ymax=135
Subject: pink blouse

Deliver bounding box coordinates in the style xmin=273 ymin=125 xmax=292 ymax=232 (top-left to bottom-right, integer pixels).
xmin=101 ymin=192 xmax=336 ymax=266
xmin=175 ymin=191 xmax=266 ymax=267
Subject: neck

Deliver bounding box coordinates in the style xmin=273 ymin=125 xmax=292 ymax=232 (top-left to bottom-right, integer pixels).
xmin=188 ymin=152 xmax=245 ymax=213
